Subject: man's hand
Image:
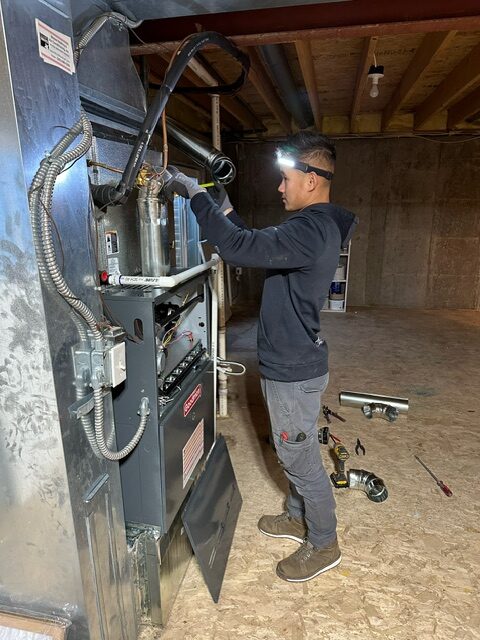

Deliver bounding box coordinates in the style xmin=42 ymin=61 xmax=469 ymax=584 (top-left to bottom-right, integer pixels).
xmin=207 ymin=183 xmax=234 ymax=215
xmin=163 ymin=166 xmax=207 ymax=200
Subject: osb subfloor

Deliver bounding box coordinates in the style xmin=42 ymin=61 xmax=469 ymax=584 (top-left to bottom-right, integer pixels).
xmin=139 ymin=307 xmax=480 ymax=640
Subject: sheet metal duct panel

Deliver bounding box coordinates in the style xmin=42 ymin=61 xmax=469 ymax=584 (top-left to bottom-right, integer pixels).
xmin=0 ymin=1 xmax=136 ymax=636
xmin=182 ymin=435 xmax=242 ymax=603
xmin=97 ymin=0 xmax=349 ymax=20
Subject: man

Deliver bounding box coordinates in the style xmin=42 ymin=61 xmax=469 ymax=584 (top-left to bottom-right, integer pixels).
xmin=164 ymin=131 xmax=358 ymax=582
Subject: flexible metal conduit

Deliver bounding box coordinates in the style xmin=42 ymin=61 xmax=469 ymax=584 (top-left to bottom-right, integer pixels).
xmin=29 ymin=114 xmax=148 ymax=461
xmin=260 ymin=44 xmax=313 ymax=130
xmin=74 ymin=12 xmax=142 ymax=65
xmin=91 ymin=31 xmax=249 ymax=207
xmin=339 ymin=391 xmax=409 ymax=413
xmin=348 ymin=469 xmax=388 ymax=502
xmin=167 ymin=120 xmax=236 ymax=184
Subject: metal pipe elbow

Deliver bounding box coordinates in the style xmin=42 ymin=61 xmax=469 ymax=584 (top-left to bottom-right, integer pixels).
xmin=348 ymin=469 xmax=388 ymax=502
xmin=362 ymin=402 xmax=399 ymax=422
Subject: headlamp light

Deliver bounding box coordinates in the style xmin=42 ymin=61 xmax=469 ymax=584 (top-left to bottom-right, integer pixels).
xmin=276 ymin=150 xmax=333 ymax=181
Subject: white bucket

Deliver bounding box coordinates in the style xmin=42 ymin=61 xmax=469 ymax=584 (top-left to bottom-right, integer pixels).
xmin=329 ymin=298 xmax=344 ymax=310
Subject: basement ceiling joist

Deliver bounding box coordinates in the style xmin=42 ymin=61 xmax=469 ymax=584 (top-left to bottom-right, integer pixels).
xmin=131 ymin=1 xmax=480 ymax=138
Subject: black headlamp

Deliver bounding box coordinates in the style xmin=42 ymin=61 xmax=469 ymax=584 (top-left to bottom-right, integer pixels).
xmin=276 ymin=150 xmax=333 ymax=181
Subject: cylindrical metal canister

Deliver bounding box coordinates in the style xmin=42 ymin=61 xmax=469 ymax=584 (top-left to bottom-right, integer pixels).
xmin=137 ymin=183 xmax=170 ymax=276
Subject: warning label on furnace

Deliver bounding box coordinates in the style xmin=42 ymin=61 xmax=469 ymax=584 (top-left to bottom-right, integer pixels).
xmin=105 ymin=231 xmax=119 ymax=255
xmin=183 ymin=419 xmax=204 ymax=488
xmin=35 ymin=19 xmax=75 ymax=75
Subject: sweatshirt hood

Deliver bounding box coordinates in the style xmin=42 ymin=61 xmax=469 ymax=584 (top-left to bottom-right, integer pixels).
xmin=327 ymin=204 xmax=359 ymax=245
xmin=303 ymin=203 xmax=358 ymax=246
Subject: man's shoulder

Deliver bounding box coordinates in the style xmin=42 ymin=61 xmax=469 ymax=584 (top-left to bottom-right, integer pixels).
xmin=284 ymin=205 xmax=339 ymax=230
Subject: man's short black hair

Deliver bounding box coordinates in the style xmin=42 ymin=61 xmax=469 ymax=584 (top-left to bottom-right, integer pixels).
xmin=279 ymin=131 xmax=336 ymax=172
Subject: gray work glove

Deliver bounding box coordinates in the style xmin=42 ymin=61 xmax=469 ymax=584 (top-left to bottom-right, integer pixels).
xmin=206 ymin=183 xmax=233 ymax=214
xmin=163 ymin=165 xmax=206 ymax=200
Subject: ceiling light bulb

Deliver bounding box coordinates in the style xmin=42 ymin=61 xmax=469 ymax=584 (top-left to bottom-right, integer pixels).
xmin=370 ymin=81 xmax=379 ymax=98
xmin=367 ymin=64 xmax=384 ymax=99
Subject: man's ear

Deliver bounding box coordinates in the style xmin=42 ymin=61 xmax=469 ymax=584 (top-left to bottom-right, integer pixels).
xmin=306 ymin=172 xmax=318 ymax=191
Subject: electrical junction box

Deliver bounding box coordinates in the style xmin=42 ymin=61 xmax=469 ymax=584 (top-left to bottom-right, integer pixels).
xmin=105 ymin=342 xmax=127 ymax=387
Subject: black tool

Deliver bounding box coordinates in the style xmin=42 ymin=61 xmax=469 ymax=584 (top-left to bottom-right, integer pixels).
xmin=323 ymin=405 xmax=346 ymax=423
xmin=296 ymin=432 xmax=306 ymax=442
xmin=330 ymin=442 xmax=350 ymax=488
xmin=414 ymin=455 xmax=453 ymax=497
xmin=318 ymin=426 xmax=329 ymax=444
xmin=355 ymin=438 xmax=366 ymax=455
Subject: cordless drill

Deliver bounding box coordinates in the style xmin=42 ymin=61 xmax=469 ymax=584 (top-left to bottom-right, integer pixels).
xmin=330 ymin=443 xmax=350 ymax=488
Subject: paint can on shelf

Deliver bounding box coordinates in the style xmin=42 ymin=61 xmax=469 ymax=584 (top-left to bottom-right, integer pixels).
xmin=329 ymin=298 xmax=344 ymax=310
xmin=330 ymin=282 xmax=343 ymax=296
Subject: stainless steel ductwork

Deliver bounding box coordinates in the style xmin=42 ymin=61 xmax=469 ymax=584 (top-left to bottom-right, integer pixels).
xmin=167 ymin=120 xmax=236 ymax=184
xmin=339 ymin=391 xmax=409 ymax=413
xmin=260 ymin=44 xmax=313 ymax=130
xmin=95 ymin=0 xmax=349 ymax=21
xmin=348 ymin=469 xmax=388 ymax=502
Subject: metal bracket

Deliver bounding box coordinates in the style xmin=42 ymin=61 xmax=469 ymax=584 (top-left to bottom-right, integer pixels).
xmin=69 ymin=392 xmax=95 ymax=419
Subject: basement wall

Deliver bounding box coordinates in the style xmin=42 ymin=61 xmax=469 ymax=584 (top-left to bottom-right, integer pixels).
xmin=228 ymin=137 xmax=480 ymax=310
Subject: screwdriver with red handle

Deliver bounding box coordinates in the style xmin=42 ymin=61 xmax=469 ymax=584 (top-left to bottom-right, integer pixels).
xmin=414 ymin=455 xmax=453 ymax=497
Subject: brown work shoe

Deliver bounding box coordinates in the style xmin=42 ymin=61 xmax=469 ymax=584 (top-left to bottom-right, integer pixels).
xmin=257 ymin=512 xmax=307 ymax=543
xmin=276 ymin=538 xmax=341 ymax=582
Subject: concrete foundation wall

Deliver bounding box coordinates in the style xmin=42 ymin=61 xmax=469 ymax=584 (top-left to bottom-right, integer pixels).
xmin=228 ymin=137 xmax=480 ymax=309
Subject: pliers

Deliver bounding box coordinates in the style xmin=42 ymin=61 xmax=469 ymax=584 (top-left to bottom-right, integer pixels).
xmin=355 ymin=438 xmax=366 ymax=455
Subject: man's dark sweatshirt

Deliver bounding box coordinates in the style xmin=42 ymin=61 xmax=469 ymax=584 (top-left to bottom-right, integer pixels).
xmin=190 ymin=192 xmax=358 ymax=382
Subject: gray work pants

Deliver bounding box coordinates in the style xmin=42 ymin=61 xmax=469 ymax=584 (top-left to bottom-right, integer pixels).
xmin=260 ymin=374 xmax=337 ymax=549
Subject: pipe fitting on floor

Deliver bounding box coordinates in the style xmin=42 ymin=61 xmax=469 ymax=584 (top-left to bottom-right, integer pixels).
xmin=362 ymin=402 xmax=399 ymax=422
xmin=348 ymin=469 xmax=388 ymax=502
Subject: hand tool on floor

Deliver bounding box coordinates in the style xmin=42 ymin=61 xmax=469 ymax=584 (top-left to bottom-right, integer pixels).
xmin=318 ymin=426 xmax=330 ymax=444
xmin=414 ymin=455 xmax=453 ymax=497
xmin=330 ymin=441 xmax=350 ymax=488
xmin=323 ymin=405 xmax=346 ymax=423
xmin=355 ymin=438 xmax=366 ymax=455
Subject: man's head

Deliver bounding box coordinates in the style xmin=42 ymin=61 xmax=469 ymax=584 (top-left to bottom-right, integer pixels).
xmin=276 ymin=131 xmax=336 ymax=211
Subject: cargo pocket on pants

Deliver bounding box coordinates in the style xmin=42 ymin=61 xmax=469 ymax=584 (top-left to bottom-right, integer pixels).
xmin=277 ymin=435 xmax=317 ymax=478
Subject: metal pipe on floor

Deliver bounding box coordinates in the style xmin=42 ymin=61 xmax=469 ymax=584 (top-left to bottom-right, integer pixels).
xmin=339 ymin=391 xmax=409 ymax=413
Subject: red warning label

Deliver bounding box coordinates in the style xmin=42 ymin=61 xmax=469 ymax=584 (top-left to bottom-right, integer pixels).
xmin=183 ymin=384 xmax=202 ymax=417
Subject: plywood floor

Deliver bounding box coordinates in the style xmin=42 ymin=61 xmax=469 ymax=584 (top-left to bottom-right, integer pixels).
xmin=139 ymin=307 xmax=480 ymax=640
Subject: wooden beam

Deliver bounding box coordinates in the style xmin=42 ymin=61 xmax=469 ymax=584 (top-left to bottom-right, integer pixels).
xmin=130 ymin=15 xmax=480 ymax=55
xmin=294 ymin=40 xmax=322 ymax=130
xmin=415 ymin=40 xmax=480 ymax=128
xmin=245 ymin=46 xmax=292 ymax=134
xmin=350 ymin=36 xmax=378 ymax=131
xmin=447 ymin=85 xmax=480 ymax=128
xmin=382 ymin=31 xmax=456 ymax=130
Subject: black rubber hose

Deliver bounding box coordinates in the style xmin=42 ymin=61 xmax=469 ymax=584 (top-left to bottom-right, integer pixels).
xmin=91 ymin=31 xmax=249 ymax=208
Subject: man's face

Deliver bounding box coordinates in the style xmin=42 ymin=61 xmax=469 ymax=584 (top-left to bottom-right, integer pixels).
xmin=278 ymin=167 xmax=310 ymax=212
